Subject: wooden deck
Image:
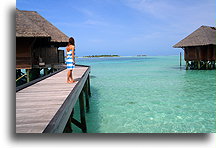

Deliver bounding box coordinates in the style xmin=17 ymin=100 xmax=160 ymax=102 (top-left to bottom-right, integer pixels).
xmin=16 ymin=65 xmax=90 ymax=133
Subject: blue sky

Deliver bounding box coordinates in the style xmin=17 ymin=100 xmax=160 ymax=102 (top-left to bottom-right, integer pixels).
xmin=17 ymin=0 xmax=215 ymax=56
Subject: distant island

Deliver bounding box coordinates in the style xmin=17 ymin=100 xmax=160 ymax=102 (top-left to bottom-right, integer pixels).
xmin=137 ymin=55 xmax=147 ymax=57
xmin=82 ymin=55 xmax=120 ymax=58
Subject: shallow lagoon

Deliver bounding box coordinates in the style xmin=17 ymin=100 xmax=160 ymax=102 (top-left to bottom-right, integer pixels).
xmin=73 ymin=56 xmax=216 ymax=133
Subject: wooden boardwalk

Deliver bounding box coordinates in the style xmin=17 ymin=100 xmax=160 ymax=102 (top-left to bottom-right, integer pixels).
xmin=16 ymin=65 xmax=90 ymax=133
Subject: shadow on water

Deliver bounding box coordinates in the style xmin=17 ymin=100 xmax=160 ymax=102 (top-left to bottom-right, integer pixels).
xmin=90 ymin=75 xmax=96 ymax=79
xmin=170 ymin=66 xmax=186 ymax=70
xmin=86 ymin=86 xmax=101 ymax=133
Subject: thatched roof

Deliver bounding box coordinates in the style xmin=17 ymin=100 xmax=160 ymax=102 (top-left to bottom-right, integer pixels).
xmin=173 ymin=26 xmax=216 ymax=48
xmin=16 ymin=9 xmax=69 ymax=44
xmin=16 ymin=9 xmax=50 ymax=38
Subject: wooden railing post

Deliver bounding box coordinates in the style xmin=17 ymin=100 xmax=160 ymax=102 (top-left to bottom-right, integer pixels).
xmin=186 ymin=61 xmax=189 ymax=70
xmin=63 ymin=108 xmax=74 ymax=133
xmin=84 ymin=80 xmax=90 ymax=112
xmin=87 ymin=74 xmax=91 ymax=97
xmin=44 ymin=68 xmax=48 ymax=76
xmin=79 ymin=90 xmax=87 ymax=133
xmin=26 ymin=69 xmax=30 ymax=82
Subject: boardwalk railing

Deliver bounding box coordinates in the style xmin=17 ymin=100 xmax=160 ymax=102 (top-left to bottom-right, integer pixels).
xmin=43 ymin=65 xmax=91 ymax=133
xmin=16 ymin=68 xmax=66 ymax=92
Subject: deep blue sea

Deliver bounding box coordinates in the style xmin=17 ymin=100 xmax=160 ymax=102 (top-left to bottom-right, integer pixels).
xmin=72 ymin=56 xmax=216 ymax=133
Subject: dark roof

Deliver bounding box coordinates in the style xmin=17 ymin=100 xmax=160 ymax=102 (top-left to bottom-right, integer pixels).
xmin=16 ymin=9 xmax=69 ymax=44
xmin=173 ymin=26 xmax=216 ymax=48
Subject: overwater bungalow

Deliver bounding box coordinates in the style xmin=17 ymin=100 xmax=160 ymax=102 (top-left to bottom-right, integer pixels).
xmin=16 ymin=9 xmax=68 ymax=82
xmin=173 ymin=26 xmax=216 ymax=70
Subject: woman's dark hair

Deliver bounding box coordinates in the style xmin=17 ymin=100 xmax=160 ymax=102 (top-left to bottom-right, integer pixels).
xmin=68 ymin=37 xmax=75 ymax=46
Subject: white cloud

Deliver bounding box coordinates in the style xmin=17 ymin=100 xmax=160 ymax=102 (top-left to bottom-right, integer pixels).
xmin=123 ymin=0 xmax=215 ymax=33
xmin=72 ymin=7 xmax=109 ymax=26
xmin=124 ymin=0 xmax=215 ymax=24
xmin=78 ymin=8 xmax=95 ymax=17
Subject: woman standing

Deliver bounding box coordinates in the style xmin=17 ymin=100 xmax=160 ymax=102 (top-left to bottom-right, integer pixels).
xmin=66 ymin=37 xmax=76 ymax=83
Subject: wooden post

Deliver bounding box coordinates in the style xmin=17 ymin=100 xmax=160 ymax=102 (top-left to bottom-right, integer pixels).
xmin=87 ymin=75 xmax=91 ymax=97
xmin=16 ymin=69 xmax=22 ymax=78
xmin=16 ymin=69 xmax=22 ymax=86
xmin=180 ymin=52 xmax=182 ymax=67
xmin=194 ymin=61 xmax=198 ymax=70
xmin=29 ymin=68 xmax=40 ymax=80
xmin=213 ymin=61 xmax=216 ymax=69
xmin=84 ymin=81 xmax=90 ymax=112
xmin=64 ymin=113 xmax=72 ymax=133
xmin=186 ymin=61 xmax=189 ymax=70
xmin=71 ymin=108 xmax=74 ymax=131
xmin=210 ymin=61 xmax=214 ymax=69
xmin=44 ymin=68 xmax=48 ymax=76
xmin=49 ymin=68 xmax=54 ymax=74
xmin=215 ymin=60 xmax=216 ymax=69
xmin=26 ymin=69 xmax=30 ymax=83
xmin=79 ymin=90 xmax=87 ymax=133
xmin=198 ymin=61 xmax=201 ymax=70
xmin=205 ymin=61 xmax=208 ymax=69
xmin=63 ymin=108 xmax=74 ymax=133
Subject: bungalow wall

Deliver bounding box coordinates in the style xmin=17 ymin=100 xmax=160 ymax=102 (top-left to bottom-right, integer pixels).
xmin=16 ymin=37 xmax=64 ymax=69
xmin=16 ymin=37 xmax=35 ymax=69
xmin=184 ymin=47 xmax=197 ymax=61
xmin=184 ymin=45 xmax=216 ymax=61
xmin=199 ymin=46 xmax=208 ymax=61
xmin=207 ymin=45 xmax=216 ymax=61
xmin=214 ymin=45 xmax=216 ymax=60
xmin=32 ymin=46 xmax=58 ymax=66
xmin=58 ymin=50 xmax=65 ymax=64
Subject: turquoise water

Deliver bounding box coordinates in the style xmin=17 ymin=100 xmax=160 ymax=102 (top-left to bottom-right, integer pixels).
xmin=73 ymin=56 xmax=216 ymax=133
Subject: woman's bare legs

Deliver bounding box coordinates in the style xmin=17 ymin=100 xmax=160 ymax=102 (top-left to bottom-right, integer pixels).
xmin=67 ymin=70 xmax=76 ymax=83
xmin=70 ymin=70 xmax=77 ymax=83
xmin=70 ymin=70 xmax=74 ymax=82
xmin=67 ymin=70 xmax=72 ymax=83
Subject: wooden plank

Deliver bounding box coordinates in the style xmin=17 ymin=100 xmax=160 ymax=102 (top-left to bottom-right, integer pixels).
xmin=16 ymin=122 xmax=48 ymax=133
xmin=16 ymin=65 xmax=90 ymax=133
